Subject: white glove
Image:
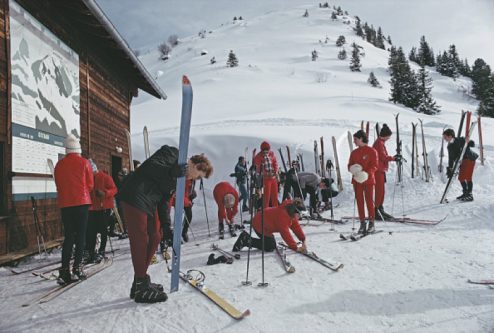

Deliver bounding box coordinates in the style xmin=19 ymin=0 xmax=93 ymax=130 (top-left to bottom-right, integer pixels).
xmin=349 ymin=164 xmax=363 ymax=175
xmin=353 ymin=171 xmax=368 ymax=183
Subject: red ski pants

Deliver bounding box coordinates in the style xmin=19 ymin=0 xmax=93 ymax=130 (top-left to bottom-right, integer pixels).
xmin=263 ymin=177 xmax=279 ymax=208
xmin=374 ymin=171 xmax=386 ymax=208
xmin=458 ymin=160 xmax=475 ymax=182
xmin=122 ymin=202 xmax=161 ymax=278
xmin=353 ymin=183 xmax=375 ymax=221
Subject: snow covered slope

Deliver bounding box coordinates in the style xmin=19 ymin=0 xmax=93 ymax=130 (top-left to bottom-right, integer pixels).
xmin=1 ymin=4 xmax=493 ymax=333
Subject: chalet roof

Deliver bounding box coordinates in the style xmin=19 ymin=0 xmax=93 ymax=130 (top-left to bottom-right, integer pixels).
xmin=16 ymin=0 xmax=166 ymax=99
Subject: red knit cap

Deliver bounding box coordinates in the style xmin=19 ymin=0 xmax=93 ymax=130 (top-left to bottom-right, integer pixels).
xmin=260 ymin=141 xmax=270 ymax=151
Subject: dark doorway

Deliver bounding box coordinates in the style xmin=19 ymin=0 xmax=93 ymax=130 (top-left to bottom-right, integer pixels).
xmin=111 ymin=155 xmax=122 ymax=185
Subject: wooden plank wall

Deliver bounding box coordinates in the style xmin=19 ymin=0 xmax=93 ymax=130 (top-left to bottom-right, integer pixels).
xmin=0 ymin=0 xmax=135 ymax=257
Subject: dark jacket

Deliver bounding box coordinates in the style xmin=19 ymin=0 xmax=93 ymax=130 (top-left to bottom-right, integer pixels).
xmin=118 ymin=145 xmax=179 ymax=215
xmin=234 ymin=162 xmax=248 ymax=185
xmin=447 ymin=137 xmax=478 ymax=168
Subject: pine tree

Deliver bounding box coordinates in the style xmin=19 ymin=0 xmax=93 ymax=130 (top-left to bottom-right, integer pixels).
xmin=375 ymin=27 xmax=385 ymax=49
xmin=226 ymin=50 xmax=239 ymax=67
xmin=477 ymin=85 xmax=494 ymax=117
xmin=354 ymin=19 xmax=364 ymax=37
xmin=337 ymin=48 xmax=347 ymax=60
xmin=336 ymin=35 xmax=346 ymax=47
xmin=471 ymin=58 xmax=492 ymax=101
xmin=368 ymin=72 xmax=381 ymax=88
xmin=331 ymin=11 xmax=337 ymax=20
xmin=459 ymin=58 xmax=471 ymax=77
xmin=350 ymin=43 xmax=361 ymax=72
xmin=387 ymin=35 xmax=392 ymax=45
xmin=415 ymin=65 xmax=440 ymax=114
xmin=409 ymin=47 xmax=417 ymax=63
xmin=417 ymin=35 xmax=435 ymax=66
xmin=436 ymin=51 xmax=449 ymax=76
xmin=389 ymin=46 xmax=418 ymax=108
xmin=447 ymin=44 xmax=460 ymax=78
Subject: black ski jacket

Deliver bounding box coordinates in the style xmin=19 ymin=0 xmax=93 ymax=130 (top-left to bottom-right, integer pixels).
xmin=118 ymin=145 xmax=179 ymax=215
xmin=447 ymin=137 xmax=477 ymax=168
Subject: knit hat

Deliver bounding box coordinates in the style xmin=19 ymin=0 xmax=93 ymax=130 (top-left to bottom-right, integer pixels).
xmin=224 ymin=193 xmax=236 ymax=208
xmin=65 ymin=134 xmax=81 ymax=154
xmin=89 ymin=159 xmax=98 ymax=173
xmin=379 ymin=124 xmax=392 ymax=137
xmin=260 ymin=141 xmax=270 ymax=151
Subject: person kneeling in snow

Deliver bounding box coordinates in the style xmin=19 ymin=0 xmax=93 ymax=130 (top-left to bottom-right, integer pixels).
xmin=232 ymin=199 xmax=307 ymax=253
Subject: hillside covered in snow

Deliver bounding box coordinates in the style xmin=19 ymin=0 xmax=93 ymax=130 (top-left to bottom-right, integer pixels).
xmin=1 ymin=3 xmax=493 ymax=332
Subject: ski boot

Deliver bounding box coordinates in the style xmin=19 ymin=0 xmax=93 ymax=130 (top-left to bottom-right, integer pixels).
xmin=232 ymin=231 xmax=251 ymax=252
xmin=357 ymin=221 xmax=367 ymax=235
xmin=219 ymin=223 xmax=225 ymax=240
xmin=72 ymin=264 xmax=87 ymax=281
xmin=57 ymin=268 xmax=72 ymax=285
xmin=367 ymin=220 xmax=375 ymax=234
xmin=132 ymin=276 xmax=167 ymax=303
xmin=228 ymin=224 xmax=237 ymax=237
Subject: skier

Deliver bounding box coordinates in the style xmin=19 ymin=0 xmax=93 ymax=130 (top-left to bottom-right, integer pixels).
xmin=253 ymin=141 xmax=279 ymax=208
xmin=443 ymin=128 xmax=478 ymax=201
xmin=348 ymin=130 xmax=378 ymax=234
xmin=372 ymin=124 xmax=401 ymax=219
xmin=118 ymin=146 xmax=213 ymax=303
xmin=232 ymin=199 xmax=307 ymax=253
xmin=170 ymin=178 xmax=197 ymax=242
xmin=233 ymin=156 xmax=249 ymax=212
xmin=213 ymin=181 xmax=240 ymax=239
xmin=86 ymin=160 xmax=118 ymax=263
xmin=54 ymin=134 xmax=94 ymax=284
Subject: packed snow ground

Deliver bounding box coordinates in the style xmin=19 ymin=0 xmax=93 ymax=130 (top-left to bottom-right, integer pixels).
xmin=1 ymin=4 xmax=494 ymax=332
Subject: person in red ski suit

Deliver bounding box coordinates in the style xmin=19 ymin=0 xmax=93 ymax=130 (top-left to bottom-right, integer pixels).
xmin=54 ymin=134 xmax=94 ymax=284
xmin=443 ymin=128 xmax=478 ymax=201
xmin=253 ymin=141 xmax=279 ymax=209
xmin=86 ymin=159 xmax=118 ymax=263
xmin=232 ymin=199 xmax=307 ymax=253
xmin=348 ymin=130 xmax=378 ymax=234
xmin=170 ymin=178 xmax=196 ymax=242
xmin=372 ymin=124 xmax=401 ymax=219
xmin=213 ymin=181 xmax=239 ymax=239
xmin=118 ymin=147 xmax=213 ymax=303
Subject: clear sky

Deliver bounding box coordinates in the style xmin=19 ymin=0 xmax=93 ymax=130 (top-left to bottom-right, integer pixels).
xmin=96 ymin=0 xmax=494 ymax=67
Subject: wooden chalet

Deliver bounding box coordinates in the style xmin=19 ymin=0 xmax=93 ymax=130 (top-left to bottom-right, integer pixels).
xmin=0 ymin=0 xmax=166 ymax=263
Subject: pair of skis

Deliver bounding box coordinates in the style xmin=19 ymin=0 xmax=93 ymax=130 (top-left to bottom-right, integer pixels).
xmin=341 ymin=215 xmax=446 ymax=225
xmin=22 ymin=257 xmax=113 ymax=307
xmin=340 ymin=229 xmax=384 ymax=241
xmin=278 ymin=242 xmax=343 ymax=272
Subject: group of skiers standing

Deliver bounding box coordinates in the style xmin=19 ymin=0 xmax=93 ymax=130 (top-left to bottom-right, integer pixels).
xmin=51 ymin=122 xmax=476 ymax=304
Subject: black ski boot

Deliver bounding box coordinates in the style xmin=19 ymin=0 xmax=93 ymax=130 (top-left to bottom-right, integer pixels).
xmin=132 ymin=276 xmax=168 ymax=303
xmin=57 ymin=268 xmax=72 ymax=285
xmin=182 ymin=232 xmax=189 ymax=243
xmin=357 ymin=221 xmax=367 ymax=235
xmin=367 ymin=220 xmax=375 ymax=234
xmin=377 ymin=206 xmax=394 ymax=220
xmin=232 ymin=231 xmax=250 ymax=252
xmin=228 ymin=224 xmax=237 ymax=237
xmin=130 ymin=274 xmax=164 ymax=299
xmin=457 ymin=181 xmax=468 ymax=200
xmin=219 ymin=223 xmax=225 ymax=240
xmin=72 ymin=264 xmax=87 ymax=281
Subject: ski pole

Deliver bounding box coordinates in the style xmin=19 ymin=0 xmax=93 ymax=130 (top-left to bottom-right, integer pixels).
xmin=258 ymin=170 xmax=268 ymax=287
xmin=242 ymin=173 xmax=257 ymax=286
xmin=200 ymin=179 xmax=211 ymax=237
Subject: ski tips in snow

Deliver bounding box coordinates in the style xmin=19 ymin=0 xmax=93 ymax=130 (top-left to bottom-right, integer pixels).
xmin=182 ymin=75 xmax=190 ymax=85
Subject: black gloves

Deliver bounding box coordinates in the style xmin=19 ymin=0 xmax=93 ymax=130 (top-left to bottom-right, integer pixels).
xmin=446 ymin=167 xmax=453 ymax=178
xmin=189 ymin=190 xmax=197 ymax=200
xmin=171 ymin=163 xmax=188 ymax=178
xmin=394 ymin=154 xmax=402 ymax=162
xmin=468 ymin=140 xmax=475 ymax=148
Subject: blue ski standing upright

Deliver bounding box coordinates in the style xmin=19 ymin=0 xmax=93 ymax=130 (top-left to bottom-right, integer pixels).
xmin=170 ymin=76 xmax=194 ymax=292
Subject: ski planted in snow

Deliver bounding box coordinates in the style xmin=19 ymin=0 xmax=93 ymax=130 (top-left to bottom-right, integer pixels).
xmin=171 ymin=76 xmax=194 ymax=293
xmin=411 ymin=123 xmax=417 ymax=178
xmin=457 ymin=110 xmax=466 ymax=138
xmin=143 ymin=126 xmax=150 ymax=159
xmin=278 ymin=242 xmax=343 ymax=272
xmin=419 ymin=119 xmax=431 ymax=182
xmin=297 ymin=153 xmax=305 ymax=171
xmin=180 ymin=270 xmax=251 ymax=320
xmin=478 ymin=116 xmax=484 ymax=166
xmin=395 ymin=113 xmax=403 ymax=183
xmin=465 ymin=110 xmax=472 ymax=137
xmin=313 ymin=140 xmax=320 ymax=175
xmin=347 ymin=130 xmax=354 ymax=152
xmin=320 ymin=137 xmax=325 ymax=177
xmin=125 ymin=129 xmax=134 ymax=172
xmin=375 ymin=122 xmax=380 ymax=140
xmin=440 ymin=121 xmax=477 ymax=204
xmin=332 ymin=136 xmax=343 ymax=192
xmin=438 ymin=125 xmax=447 ymax=173
xmin=277 ymin=148 xmax=288 ymax=173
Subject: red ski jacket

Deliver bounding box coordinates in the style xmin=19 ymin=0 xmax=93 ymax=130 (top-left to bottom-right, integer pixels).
xmin=90 ymin=171 xmax=118 ymax=211
xmin=170 ymin=179 xmax=194 ymax=208
xmin=213 ymin=181 xmax=239 ymax=222
xmin=372 ymin=138 xmax=395 ymax=173
xmin=54 ymin=153 xmax=93 ymax=208
xmin=348 ymin=145 xmax=378 ymax=185
xmin=253 ymin=150 xmax=279 ymax=178
xmin=252 ymin=204 xmax=305 ymax=250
